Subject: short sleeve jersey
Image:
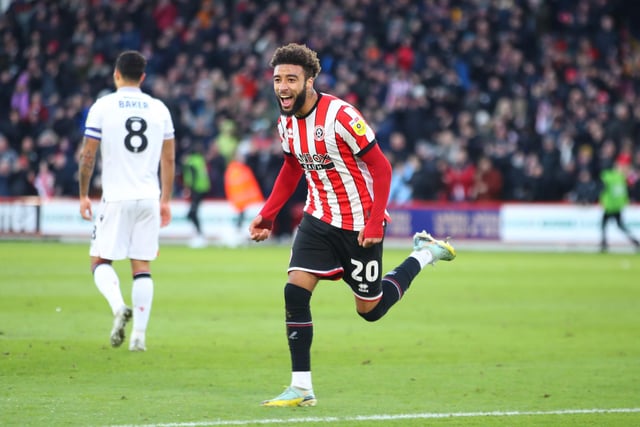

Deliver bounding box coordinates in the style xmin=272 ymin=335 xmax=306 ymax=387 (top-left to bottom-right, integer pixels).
xmin=84 ymin=87 xmax=174 ymax=202
xmin=277 ymin=93 xmax=377 ymax=231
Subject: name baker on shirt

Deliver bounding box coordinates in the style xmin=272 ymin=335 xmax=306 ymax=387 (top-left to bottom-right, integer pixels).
xmin=118 ymin=100 xmax=149 ymax=108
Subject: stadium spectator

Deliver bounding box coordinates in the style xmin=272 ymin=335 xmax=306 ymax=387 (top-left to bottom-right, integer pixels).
xmin=0 ymin=134 xmax=17 ymax=196
xmin=10 ymin=72 xmax=30 ymax=121
xmin=33 ymin=159 xmax=55 ymax=200
xmin=569 ymin=169 xmax=600 ymax=205
xmin=539 ymin=135 xmax=570 ymax=201
xmin=388 ymin=154 xmax=417 ymax=205
xmin=443 ymin=148 xmax=476 ymax=201
xmin=11 ymin=134 xmax=38 ymax=196
xmin=51 ymin=149 xmax=76 ymax=197
xmin=204 ymin=141 xmax=227 ymax=199
xmin=0 ymin=0 xmax=638 ymax=209
xmin=471 ymin=155 xmax=503 ymax=202
xmin=214 ymin=118 xmax=239 ymax=165
xmin=409 ymin=142 xmax=445 ymax=201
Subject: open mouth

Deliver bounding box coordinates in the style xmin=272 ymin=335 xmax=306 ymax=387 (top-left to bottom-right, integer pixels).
xmin=280 ymin=95 xmax=293 ymax=109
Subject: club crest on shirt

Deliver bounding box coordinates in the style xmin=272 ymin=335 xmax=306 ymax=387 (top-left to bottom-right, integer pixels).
xmin=349 ymin=117 xmax=367 ymax=136
xmin=314 ymin=125 xmax=324 ymax=141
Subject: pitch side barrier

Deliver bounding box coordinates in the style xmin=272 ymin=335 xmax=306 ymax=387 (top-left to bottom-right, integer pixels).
xmin=0 ymin=198 xmax=638 ymax=248
xmin=0 ymin=196 xmax=41 ymax=235
xmin=386 ymin=201 xmax=501 ymax=241
xmin=387 ymin=201 xmax=640 ymax=250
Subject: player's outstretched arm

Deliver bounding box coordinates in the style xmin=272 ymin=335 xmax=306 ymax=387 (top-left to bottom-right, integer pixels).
xmin=250 ymin=153 xmax=303 ymax=241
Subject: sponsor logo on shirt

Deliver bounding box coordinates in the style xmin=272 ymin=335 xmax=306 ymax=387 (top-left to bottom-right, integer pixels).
xmin=349 ymin=117 xmax=367 ymax=136
xmin=297 ymin=153 xmax=335 ymax=170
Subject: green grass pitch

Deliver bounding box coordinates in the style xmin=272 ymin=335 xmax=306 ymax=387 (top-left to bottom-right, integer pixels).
xmin=1 ymin=241 xmax=639 ymax=426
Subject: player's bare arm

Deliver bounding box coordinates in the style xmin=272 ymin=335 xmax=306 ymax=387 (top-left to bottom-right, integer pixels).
xmin=159 ymin=137 xmax=176 ymax=227
xmin=78 ymin=136 xmax=100 ymax=220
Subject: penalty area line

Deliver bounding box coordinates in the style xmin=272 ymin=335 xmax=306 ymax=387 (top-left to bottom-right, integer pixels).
xmin=109 ymin=407 xmax=640 ymax=427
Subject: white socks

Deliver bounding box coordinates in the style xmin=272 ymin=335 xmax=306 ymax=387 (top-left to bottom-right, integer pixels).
xmin=131 ymin=276 xmax=153 ymax=337
xmin=93 ymin=264 xmax=126 ymax=315
xmin=410 ymin=249 xmax=433 ymax=268
xmin=93 ymin=264 xmax=154 ymax=343
xmin=292 ymin=371 xmax=313 ymax=391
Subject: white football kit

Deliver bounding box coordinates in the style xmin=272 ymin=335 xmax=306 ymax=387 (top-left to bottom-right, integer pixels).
xmin=84 ymin=87 xmax=174 ymax=260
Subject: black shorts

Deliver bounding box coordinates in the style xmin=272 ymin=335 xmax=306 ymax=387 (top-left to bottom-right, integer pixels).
xmin=289 ymin=213 xmax=385 ymax=301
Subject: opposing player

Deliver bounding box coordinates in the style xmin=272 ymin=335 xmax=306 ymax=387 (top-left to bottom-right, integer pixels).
xmin=78 ymin=50 xmax=175 ymax=351
xmin=249 ymin=43 xmax=456 ymax=407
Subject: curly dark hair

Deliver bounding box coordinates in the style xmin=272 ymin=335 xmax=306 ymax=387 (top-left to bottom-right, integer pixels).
xmin=269 ymin=43 xmax=321 ymax=80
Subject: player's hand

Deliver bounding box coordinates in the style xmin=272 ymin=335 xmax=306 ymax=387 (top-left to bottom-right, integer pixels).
xmin=160 ymin=201 xmax=171 ymax=227
xmin=358 ymin=229 xmax=382 ymax=248
xmin=249 ymin=215 xmax=272 ymax=242
xmin=79 ymin=196 xmax=92 ymax=221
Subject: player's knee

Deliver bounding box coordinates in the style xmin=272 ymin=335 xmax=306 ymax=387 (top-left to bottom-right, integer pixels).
xmin=284 ymin=283 xmax=312 ymax=320
xmin=91 ymin=259 xmax=112 ymax=273
xmin=284 ymin=283 xmax=311 ymax=307
xmin=358 ymin=304 xmax=385 ymax=322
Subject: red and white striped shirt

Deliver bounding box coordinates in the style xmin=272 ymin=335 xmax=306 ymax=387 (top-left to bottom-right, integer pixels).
xmin=277 ymin=93 xmax=377 ymax=231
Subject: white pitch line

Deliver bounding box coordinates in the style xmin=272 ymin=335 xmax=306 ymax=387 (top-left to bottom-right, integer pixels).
xmin=109 ymin=407 xmax=640 ymax=427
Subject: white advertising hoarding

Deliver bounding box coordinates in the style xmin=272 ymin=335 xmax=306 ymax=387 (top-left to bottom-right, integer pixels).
xmin=501 ymin=203 xmax=640 ymax=244
xmin=3 ymin=198 xmax=261 ymax=243
xmin=2 ymin=199 xmax=639 ymax=249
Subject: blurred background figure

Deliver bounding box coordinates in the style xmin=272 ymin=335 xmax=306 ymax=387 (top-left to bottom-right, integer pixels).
xmin=0 ymin=134 xmax=17 ymax=196
xmin=388 ymin=154 xmax=416 ymax=205
xmin=599 ymin=155 xmax=640 ymax=252
xmin=182 ymin=142 xmax=211 ymax=248
xmin=569 ymin=169 xmax=599 ymax=205
xmin=223 ymin=151 xmax=263 ymax=247
xmin=409 ymin=142 xmax=444 ymax=201
xmin=471 ymin=155 xmax=503 ymax=201
xmin=443 ymin=148 xmax=475 ymax=201
xmin=215 ymin=118 xmax=239 ymax=165
xmin=34 ymin=160 xmax=55 ymax=200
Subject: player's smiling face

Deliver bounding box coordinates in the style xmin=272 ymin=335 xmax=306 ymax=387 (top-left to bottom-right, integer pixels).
xmin=273 ymin=64 xmax=309 ymax=117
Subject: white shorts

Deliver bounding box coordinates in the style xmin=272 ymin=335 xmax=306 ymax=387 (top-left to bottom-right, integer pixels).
xmin=90 ymin=199 xmax=160 ymax=261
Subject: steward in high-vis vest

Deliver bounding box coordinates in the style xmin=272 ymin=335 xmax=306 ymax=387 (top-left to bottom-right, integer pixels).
xmin=224 ymin=157 xmax=264 ymax=228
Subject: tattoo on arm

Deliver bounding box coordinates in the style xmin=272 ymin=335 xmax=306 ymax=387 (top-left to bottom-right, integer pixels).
xmin=78 ymin=138 xmax=97 ymax=197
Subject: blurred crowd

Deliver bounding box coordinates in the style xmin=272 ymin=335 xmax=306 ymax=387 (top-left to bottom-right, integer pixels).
xmin=1 ymin=0 xmax=640 ymax=206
